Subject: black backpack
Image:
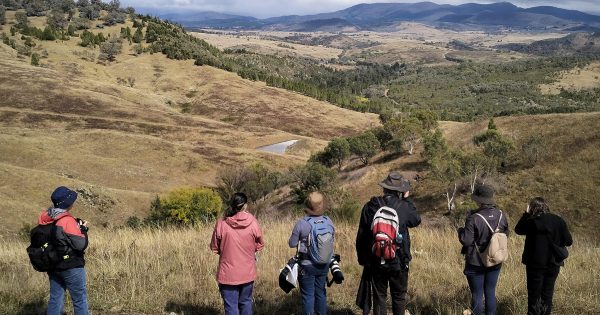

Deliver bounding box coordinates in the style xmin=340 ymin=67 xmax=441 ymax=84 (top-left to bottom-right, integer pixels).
xmin=27 ymin=218 xmax=68 ymax=272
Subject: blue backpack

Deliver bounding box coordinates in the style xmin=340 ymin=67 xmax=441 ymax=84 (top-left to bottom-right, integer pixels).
xmin=305 ymin=216 xmax=335 ymax=265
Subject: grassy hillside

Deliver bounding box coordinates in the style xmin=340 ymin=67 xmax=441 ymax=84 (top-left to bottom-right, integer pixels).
xmin=336 ymin=112 xmax=600 ymax=238
xmin=1 ymin=222 xmax=598 ymax=315
xmin=0 ymin=13 xmax=377 ymax=236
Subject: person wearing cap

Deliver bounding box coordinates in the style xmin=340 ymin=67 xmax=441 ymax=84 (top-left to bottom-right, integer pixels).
xmin=210 ymin=192 xmax=264 ymax=315
xmin=288 ymin=191 xmax=335 ymax=315
xmin=355 ymin=172 xmax=421 ymax=315
xmin=38 ymin=186 xmax=89 ymax=315
xmin=515 ymin=197 xmax=572 ymax=315
xmin=458 ymin=184 xmax=509 ymax=315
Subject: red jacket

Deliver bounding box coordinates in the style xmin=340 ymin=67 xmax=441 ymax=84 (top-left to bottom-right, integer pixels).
xmin=38 ymin=210 xmax=88 ymax=270
xmin=210 ymin=211 xmax=264 ymax=285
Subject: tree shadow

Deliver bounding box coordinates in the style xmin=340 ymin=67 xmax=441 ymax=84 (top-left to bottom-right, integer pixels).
xmin=164 ymin=301 xmax=220 ymax=315
xmin=14 ymin=299 xmax=47 ymax=315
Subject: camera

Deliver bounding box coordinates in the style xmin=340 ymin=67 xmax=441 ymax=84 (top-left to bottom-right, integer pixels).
xmin=327 ymin=254 xmax=344 ymax=287
xmin=76 ymin=218 xmax=89 ymax=233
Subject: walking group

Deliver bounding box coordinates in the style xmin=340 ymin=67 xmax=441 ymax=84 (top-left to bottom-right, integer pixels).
xmin=28 ymin=171 xmax=572 ymax=315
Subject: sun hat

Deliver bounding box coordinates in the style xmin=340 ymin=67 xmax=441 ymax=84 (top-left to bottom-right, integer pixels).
xmin=51 ymin=186 xmax=78 ymax=209
xmin=379 ymin=171 xmax=411 ymax=192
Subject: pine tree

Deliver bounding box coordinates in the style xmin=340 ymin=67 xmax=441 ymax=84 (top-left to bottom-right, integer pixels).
xmin=132 ymin=27 xmax=143 ymax=43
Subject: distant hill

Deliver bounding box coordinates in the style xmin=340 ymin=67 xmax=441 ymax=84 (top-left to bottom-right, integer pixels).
xmin=167 ymin=2 xmax=600 ymax=32
xmin=264 ymin=18 xmax=361 ymax=32
xmin=141 ymin=10 xmax=262 ymax=29
xmin=498 ymin=32 xmax=600 ymax=56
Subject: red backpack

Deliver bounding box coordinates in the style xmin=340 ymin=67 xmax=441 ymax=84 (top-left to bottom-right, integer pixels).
xmin=371 ymin=198 xmax=400 ymax=264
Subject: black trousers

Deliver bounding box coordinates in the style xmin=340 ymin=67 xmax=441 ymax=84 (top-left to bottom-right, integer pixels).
xmin=372 ymin=267 xmax=409 ymax=315
xmin=526 ymin=265 xmax=560 ymax=315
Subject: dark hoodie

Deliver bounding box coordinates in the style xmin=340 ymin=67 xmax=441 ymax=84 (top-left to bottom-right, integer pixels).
xmin=38 ymin=209 xmax=88 ymax=271
xmin=515 ymin=212 xmax=573 ymax=268
xmin=458 ymin=205 xmax=509 ymax=268
xmin=210 ymin=211 xmax=265 ymax=285
xmin=355 ymin=194 xmax=421 ymax=269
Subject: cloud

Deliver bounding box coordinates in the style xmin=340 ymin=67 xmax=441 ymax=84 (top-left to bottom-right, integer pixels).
xmin=122 ymin=0 xmax=600 ymax=18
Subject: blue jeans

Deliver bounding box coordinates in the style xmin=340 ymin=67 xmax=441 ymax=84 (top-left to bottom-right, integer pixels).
xmin=298 ymin=263 xmax=329 ymax=315
xmin=219 ymin=281 xmax=254 ymax=315
xmin=464 ymin=264 xmax=501 ymax=315
xmin=47 ymin=267 xmax=89 ymax=315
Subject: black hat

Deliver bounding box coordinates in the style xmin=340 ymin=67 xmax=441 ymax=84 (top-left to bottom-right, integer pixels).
xmin=471 ymin=184 xmax=495 ymax=205
xmin=51 ymin=186 xmax=78 ymax=209
xmin=379 ymin=171 xmax=411 ymax=192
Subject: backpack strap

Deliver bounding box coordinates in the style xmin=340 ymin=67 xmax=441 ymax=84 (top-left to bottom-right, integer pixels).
xmin=495 ymin=211 xmax=503 ymax=232
xmin=475 ymin=213 xmax=495 ymax=233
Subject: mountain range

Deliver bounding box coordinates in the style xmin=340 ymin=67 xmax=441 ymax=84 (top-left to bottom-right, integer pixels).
xmin=146 ymin=2 xmax=600 ymax=32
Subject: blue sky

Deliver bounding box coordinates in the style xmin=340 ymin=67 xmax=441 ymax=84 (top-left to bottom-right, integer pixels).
xmin=122 ymin=0 xmax=600 ymax=18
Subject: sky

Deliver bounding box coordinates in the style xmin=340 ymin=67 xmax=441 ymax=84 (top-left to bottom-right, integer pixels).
xmin=123 ymin=0 xmax=600 ymax=18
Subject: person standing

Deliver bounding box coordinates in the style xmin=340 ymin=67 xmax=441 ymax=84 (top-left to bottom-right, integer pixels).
xmin=355 ymin=171 xmax=421 ymax=315
xmin=515 ymin=197 xmax=573 ymax=315
xmin=289 ymin=191 xmax=335 ymax=315
xmin=458 ymin=184 xmax=509 ymax=315
xmin=210 ymin=193 xmax=265 ymax=315
xmin=38 ymin=186 xmax=89 ymax=315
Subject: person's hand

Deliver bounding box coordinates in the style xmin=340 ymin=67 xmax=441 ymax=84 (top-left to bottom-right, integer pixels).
xmin=81 ymin=220 xmax=88 ymax=227
xmin=403 ymin=191 xmax=410 ymax=198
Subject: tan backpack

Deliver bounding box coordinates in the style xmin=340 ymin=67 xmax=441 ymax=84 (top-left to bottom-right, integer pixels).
xmin=475 ymin=211 xmax=508 ymax=267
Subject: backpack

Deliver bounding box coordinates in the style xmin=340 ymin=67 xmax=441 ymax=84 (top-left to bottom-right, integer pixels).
xmin=306 ymin=216 xmax=335 ymax=265
xmin=475 ymin=211 xmax=508 ymax=267
xmin=27 ymin=219 xmax=68 ymax=272
xmin=371 ymin=198 xmax=401 ymax=264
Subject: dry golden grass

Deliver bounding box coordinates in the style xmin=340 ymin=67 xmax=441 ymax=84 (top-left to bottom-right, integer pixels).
xmin=1 ymin=221 xmax=598 ymax=315
xmin=0 ymin=14 xmax=378 ymax=236
xmin=539 ymin=61 xmax=600 ymax=95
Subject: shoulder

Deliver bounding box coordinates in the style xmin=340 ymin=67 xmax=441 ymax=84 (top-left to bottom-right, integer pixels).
xmin=56 ymin=214 xmax=83 ymax=236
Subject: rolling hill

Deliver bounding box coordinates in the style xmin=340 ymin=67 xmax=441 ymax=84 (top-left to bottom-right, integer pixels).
xmin=0 ymin=14 xmax=378 ymax=236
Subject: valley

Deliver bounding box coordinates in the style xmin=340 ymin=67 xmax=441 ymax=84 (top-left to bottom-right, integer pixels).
xmin=0 ymin=1 xmax=599 ymax=313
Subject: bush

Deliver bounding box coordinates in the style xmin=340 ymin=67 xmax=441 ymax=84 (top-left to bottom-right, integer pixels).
xmin=30 ymin=53 xmax=40 ymax=66
xmin=290 ymin=163 xmax=337 ymax=203
xmin=311 ymin=137 xmax=350 ymax=168
xmin=125 ymin=216 xmax=141 ymax=228
xmin=148 ymin=188 xmax=222 ymax=224
xmin=326 ymin=187 xmax=361 ymax=222
xmin=348 ymin=131 xmax=380 ymax=165
xmin=99 ymin=36 xmax=122 ymax=62
xmin=216 ymin=163 xmax=284 ymax=205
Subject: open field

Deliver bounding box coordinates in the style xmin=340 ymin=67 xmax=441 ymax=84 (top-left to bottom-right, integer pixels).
xmin=1 ymin=222 xmax=598 ymax=315
xmin=539 ymin=61 xmax=600 ymax=95
xmin=192 ymin=24 xmax=566 ymax=65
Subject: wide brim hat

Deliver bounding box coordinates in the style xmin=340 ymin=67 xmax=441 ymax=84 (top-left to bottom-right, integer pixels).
xmin=51 ymin=186 xmax=78 ymax=209
xmin=304 ymin=191 xmax=325 ymax=216
xmin=379 ymin=171 xmax=411 ymax=192
xmin=471 ymin=184 xmax=496 ymax=205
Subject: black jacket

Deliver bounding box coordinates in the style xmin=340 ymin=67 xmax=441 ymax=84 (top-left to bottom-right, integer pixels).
xmin=458 ymin=205 xmax=509 ymax=267
xmin=355 ymin=194 xmax=421 ymax=269
xmin=515 ymin=212 xmax=573 ymax=268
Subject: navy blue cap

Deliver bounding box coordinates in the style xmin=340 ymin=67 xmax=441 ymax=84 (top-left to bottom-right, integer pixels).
xmin=51 ymin=186 xmax=78 ymax=209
